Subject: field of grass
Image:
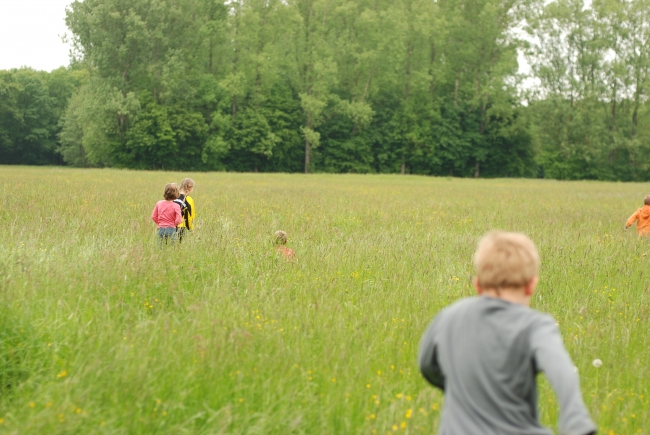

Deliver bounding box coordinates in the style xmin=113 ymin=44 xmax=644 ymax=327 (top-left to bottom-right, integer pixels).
xmin=0 ymin=166 xmax=649 ymax=435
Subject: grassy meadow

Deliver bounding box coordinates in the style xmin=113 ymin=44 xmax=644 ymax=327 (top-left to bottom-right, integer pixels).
xmin=0 ymin=166 xmax=649 ymax=435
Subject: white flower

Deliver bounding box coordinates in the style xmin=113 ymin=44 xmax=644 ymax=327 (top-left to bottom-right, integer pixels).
xmin=592 ymin=359 xmax=603 ymax=368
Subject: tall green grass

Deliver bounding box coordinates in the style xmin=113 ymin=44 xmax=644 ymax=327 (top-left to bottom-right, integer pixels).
xmin=0 ymin=167 xmax=648 ymax=434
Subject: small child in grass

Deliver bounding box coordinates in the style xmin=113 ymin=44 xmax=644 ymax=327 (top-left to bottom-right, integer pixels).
xmin=151 ymin=183 xmax=183 ymax=245
xmin=419 ymin=231 xmax=596 ymax=435
xmin=274 ymin=230 xmax=295 ymax=259
xmin=625 ymin=195 xmax=650 ymax=236
xmin=175 ymin=178 xmax=196 ymax=242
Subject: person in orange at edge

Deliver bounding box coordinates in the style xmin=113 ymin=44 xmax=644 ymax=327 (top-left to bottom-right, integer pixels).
xmin=274 ymin=231 xmax=295 ymax=259
xmin=625 ymin=195 xmax=650 ymax=235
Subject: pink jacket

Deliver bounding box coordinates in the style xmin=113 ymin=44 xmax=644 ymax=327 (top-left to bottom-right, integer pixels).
xmin=151 ymin=200 xmax=182 ymax=228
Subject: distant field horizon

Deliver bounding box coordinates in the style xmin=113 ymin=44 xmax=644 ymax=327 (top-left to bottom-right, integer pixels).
xmin=7 ymin=164 xmax=650 ymax=182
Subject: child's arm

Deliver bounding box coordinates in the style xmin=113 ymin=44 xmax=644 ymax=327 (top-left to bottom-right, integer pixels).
xmin=626 ymin=209 xmax=640 ymax=229
xmin=151 ymin=203 xmax=159 ymax=225
xmin=418 ymin=317 xmax=446 ymax=391
xmin=531 ymin=317 xmax=596 ymax=435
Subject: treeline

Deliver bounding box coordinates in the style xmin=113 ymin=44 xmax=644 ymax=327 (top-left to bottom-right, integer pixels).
xmin=528 ymin=0 xmax=650 ymax=180
xmin=1 ymin=0 xmax=649 ymax=180
xmin=0 ymin=68 xmax=85 ymax=165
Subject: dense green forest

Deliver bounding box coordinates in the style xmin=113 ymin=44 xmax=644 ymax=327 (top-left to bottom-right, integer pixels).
xmin=1 ymin=0 xmax=649 ymax=179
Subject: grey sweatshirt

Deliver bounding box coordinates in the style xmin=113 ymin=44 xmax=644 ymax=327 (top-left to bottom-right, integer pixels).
xmin=419 ymin=296 xmax=596 ymax=435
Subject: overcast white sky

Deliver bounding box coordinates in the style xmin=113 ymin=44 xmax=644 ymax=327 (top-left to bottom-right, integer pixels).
xmin=0 ymin=0 xmax=74 ymax=71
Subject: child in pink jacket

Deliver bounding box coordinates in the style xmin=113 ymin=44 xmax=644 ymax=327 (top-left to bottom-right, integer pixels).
xmin=152 ymin=183 xmax=183 ymax=244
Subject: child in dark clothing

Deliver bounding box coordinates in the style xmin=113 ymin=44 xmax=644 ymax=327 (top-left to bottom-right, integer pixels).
xmin=419 ymin=231 xmax=596 ymax=435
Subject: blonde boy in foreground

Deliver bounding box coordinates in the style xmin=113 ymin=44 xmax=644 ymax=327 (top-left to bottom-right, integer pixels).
xmin=419 ymin=232 xmax=596 ymax=435
xmin=625 ymin=195 xmax=650 ymax=236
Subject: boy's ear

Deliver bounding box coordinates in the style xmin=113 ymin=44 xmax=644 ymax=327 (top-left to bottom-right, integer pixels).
xmin=473 ymin=277 xmax=483 ymax=295
xmin=525 ymin=276 xmax=539 ymax=296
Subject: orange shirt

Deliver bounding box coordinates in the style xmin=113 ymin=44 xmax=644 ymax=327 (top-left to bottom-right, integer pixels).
xmin=626 ymin=205 xmax=650 ymax=235
xmin=276 ymin=246 xmax=295 ymax=258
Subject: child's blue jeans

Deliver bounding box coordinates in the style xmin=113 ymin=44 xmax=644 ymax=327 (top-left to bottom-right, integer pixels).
xmin=158 ymin=227 xmax=177 ymax=245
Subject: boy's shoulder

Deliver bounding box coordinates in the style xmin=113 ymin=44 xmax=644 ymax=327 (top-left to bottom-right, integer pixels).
xmin=437 ymin=296 xmax=556 ymax=327
xmin=439 ymin=296 xmax=494 ymax=314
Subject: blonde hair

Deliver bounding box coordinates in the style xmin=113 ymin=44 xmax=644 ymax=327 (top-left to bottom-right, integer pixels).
xmin=164 ymin=183 xmax=180 ymax=200
xmin=274 ymin=230 xmax=288 ymax=245
xmin=474 ymin=231 xmax=540 ymax=289
xmin=180 ymin=178 xmax=195 ymax=192
xmin=644 ymin=195 xmax=650 ymax=206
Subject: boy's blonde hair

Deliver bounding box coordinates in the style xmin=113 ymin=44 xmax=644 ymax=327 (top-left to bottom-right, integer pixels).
xmin=644 ymin=195 xmax=650 ymax=205
xmin=180 ymin=178 xmax=195 ymax=192
xmin=474 ymin=231 xmax=540 ymax=289
xmin=274 ymin=230 xmax=288 ymax=245
xmin=164 ymin=183 xmax=180 ymax=200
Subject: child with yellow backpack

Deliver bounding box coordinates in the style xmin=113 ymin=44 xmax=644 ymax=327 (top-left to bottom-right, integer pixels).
xmin=174 ymin=178 xmax=196 ymax=242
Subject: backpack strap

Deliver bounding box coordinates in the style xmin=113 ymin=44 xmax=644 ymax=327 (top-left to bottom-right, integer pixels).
xmin=173 ymin=198 xmax=186 ymax=213
xmin=178 ymin=197 xmax=193 ymax=229
xmin=183 ymin=200 xmax=192 ymax=228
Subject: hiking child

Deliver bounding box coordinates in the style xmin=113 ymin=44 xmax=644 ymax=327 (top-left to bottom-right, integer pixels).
xmin=176 ymin=178 xmax=196 ymax=241
xmin=274 ymin=230 xmax=295 ymax=259
xmin=625 ymin=195 xmax=650 ymax=236
xmin=151 ymin=183 xmax=183 ymax=245
xmin=418 ymin=231 xmax=596 ymax=435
